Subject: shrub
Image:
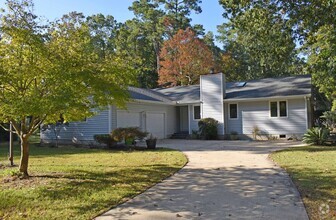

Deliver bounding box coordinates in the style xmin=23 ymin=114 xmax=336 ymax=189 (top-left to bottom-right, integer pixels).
xmin=230 ymin=131 xmax=238 ymax=140
xmin=198 ymin=118 xmax=218 ymax=140
xmin=321 ymin=111 xmax=336 ymax=131
xmin=111 ymin=127 xmax=148 ymax=143
xmin=303 ymin=127 xmax=330 ymax=145
xmin=93 ymin=134 xmax=116 ymax=148
xmin=191 ymin=130 xmax=200 ymax=139
xmin=252 ymin=126 xmax=260 ymax=140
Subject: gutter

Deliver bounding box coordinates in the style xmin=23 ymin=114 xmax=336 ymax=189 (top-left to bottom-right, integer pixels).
xmin=223 ymin=94 xmax=311 ymax=102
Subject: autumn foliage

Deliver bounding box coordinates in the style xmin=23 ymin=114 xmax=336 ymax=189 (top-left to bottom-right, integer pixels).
xmin=158 ymin=28 xmax=214 ymax=86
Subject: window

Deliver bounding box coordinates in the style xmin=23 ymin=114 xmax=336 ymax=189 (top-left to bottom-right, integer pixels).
xmin=270 ymin=102 xmax=278 ymax=117
xmin=270 ymin=101 xmax=287 ymax=117
xmin=193 ymin=105 xmax=201 ymax=120
xmin=229 ymin=104 xmax=238 ymax=119
xmin=279 ymin=101 xmax=287 ymax=117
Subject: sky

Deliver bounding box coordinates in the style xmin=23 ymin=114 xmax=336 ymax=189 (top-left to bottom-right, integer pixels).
xmin=0 ymin=0 xmax=225 ymax=47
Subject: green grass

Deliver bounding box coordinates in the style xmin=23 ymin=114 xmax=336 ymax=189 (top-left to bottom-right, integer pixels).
xmin=271 ymin=146 xmax=336 ymax=220
xmin=0 ymin=142 xmax=187 ymax=220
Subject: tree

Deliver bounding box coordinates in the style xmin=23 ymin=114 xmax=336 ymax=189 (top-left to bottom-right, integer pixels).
xmin=158 ymin=0 xmax=203 ymax=37
xmin=203 ymin=31 xmax=224 ymax=73
xmin=115 ymin=19 xmax=159 ymax=88
xmin=159 ymin=28 xmax=214 ymax=86
xmin=217 ymin=5 xmax=299 ymax=80
xmin=86 ymin=13 xmax=119 ymax=58
xmin=113 ymin=0 xmax=204 ymax=88
xmin=218 ymin=0 xmax=336 ymax=107
xmin=0 ymin=0 xmax=135 ymax=177
xmin=122 ymin=0 xmax=166 ymax=88
xmin=307 ymin=25 xmax=336 ymax=103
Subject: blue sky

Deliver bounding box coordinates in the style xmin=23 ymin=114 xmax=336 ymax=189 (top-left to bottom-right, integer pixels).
xmin=0 ymin=0 xmax=225 ymax=47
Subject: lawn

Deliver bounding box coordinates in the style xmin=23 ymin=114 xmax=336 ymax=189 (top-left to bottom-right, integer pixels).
xmin=0 ymin=142 xmax=187 ymax=220
xmin=271 ymin=146 xmax=336 ymax=220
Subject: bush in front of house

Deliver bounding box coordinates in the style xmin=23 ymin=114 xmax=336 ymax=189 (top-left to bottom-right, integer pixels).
xmin=94 ymin=134 xmax=116 ymax=148
xmin=111 ymin=127 xmax=148 ymax=145
xmin=198 ymin=118 xmax=218 ymax=140
xmin=303 ymin=127 xmax=330 ymax=145
xmin=321 ymin=111 xmax=336 ymax=132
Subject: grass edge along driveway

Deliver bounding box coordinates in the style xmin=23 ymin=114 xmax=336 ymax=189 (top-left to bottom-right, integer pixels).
xmin=0 ymin=143 xmax=187 ymax=220
xmin=270 ymin=145 xmax=336 ymax=220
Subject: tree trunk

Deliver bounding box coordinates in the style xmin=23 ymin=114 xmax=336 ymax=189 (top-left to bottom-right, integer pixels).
xmin=19 ymin=137 xmax=29 ymax=178
xmin=9 ymin=123 xmax=14 ymax=166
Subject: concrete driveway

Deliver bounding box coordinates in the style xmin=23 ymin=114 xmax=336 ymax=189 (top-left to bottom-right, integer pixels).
xmin=96 ymin=140 xmax=308 ymax=220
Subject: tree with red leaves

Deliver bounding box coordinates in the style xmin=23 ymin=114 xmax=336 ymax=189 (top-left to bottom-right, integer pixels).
xmin=158 ymin=28 xmax=214 ymax=86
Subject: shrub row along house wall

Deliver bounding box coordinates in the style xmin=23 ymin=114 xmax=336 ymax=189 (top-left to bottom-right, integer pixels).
xmin=41 ymin=73 xmax=312 ymax=143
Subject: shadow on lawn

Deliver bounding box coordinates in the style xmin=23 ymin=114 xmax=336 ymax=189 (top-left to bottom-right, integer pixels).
xmin=32 ymin=165 xmax=181 ymax=211
xmin=0 ymin=142 xmax=177 ymax=159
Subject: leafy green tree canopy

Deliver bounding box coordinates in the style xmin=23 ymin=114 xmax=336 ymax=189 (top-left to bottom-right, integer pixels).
xmin=0 ymin=0 xmax=135 ymax=177
xmin=219 ymin=0 xmax=336 ymax=108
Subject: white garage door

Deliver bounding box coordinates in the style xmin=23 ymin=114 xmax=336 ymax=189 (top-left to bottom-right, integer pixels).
xmin=117 ymin=111 xmax=141 ymax=128
xmin=146 ymin=113 xmax=165 ymax=139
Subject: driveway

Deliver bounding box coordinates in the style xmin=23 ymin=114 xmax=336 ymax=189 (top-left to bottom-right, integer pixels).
xmin=96 ymin=140 xmax=308 ymax=220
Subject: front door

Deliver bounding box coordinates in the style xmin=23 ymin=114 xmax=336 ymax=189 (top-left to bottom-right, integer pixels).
xmin=179 ymin=106 xmax=188 ymax=132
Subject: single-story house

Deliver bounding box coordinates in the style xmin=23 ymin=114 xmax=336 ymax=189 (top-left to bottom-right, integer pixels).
xmin=41 ymin=73 xmax=312 ymax=143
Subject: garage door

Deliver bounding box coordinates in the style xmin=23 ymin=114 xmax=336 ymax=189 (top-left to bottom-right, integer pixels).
xmin=117 ymin=111 xmax=141 ymax=128
xmin=146 ymin=113 xmax=165 ymax=139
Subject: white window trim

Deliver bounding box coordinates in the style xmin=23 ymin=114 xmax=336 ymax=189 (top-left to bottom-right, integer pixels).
xmin=193 ymin=105 xmax=201 ymax=121
xmin=228 ymin=103 xmax=239 ymax=120
xmin=269 ymin=100 xmax=288 ymax=118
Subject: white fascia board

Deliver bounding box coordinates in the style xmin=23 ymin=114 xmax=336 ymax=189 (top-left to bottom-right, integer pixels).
xmin=130 ymin=99 xmax=176 ymax=105
xmin=223 ymin=94 xmax=311 ymax=102
xmin=176 ymin=101 xmax=202 ymax=105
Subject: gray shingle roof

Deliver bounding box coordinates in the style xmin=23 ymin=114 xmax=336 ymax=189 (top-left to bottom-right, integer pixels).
xmin=226 ymin=74 xmax=311 ymax=100
xmin=152 ymin=85 xmax=200 ymax=103
xmin=129 ymin=87 xmax=173 ymax=103
xmin=152 ymin=75 xmax=311 ymax=103
xmin=129 ymin=89 xmax=163 ymax=102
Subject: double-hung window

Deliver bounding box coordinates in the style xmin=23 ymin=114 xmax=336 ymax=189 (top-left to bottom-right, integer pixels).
xmin=270 ymin=101 xmax=287 ymax=117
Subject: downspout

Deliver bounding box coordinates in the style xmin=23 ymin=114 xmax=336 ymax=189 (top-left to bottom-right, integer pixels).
xmin=304 ymin=97 xmax=308 ymax=130
xmin=108 ymin=105 xmax=112 ymax=133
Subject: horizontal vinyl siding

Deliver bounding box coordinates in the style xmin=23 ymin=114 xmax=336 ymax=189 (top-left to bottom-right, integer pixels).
xmin=111 ymin=105 xmax=117 ymax=130
xmin=226 ymin=98 xmax=307 ymax=135
xmin=41 ymin=109 xmax=110 ymax=142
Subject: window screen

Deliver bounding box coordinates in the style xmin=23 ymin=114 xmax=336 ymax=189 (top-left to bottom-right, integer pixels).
xmin=270 ymin=102 xmax=278 ymax=117
xmin=229 ymin=104 xmax=238 ymax=119
xmin=194 ymin=106 xmax=201 ymax=120
xmin=279 ymin=101 xmax=287 ymax=117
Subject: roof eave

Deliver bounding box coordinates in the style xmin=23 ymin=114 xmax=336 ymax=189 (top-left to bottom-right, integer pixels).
xmin=223 ymin=94 xmax=311 ymax=102
xmin=130 ymin=99 xmax=176 ymax=105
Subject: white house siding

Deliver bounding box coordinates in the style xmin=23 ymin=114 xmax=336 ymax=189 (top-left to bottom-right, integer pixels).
xmin=41 ymin=109 xmax=110 ymax=143
xmin=200 ymin=73 xmax=225 ymax=135
xmin=111 ymin=105 xmax=117 ymax=130
xmin=116 ymin=103 xmax=176 ymax=138
xmin=226 ymin=98 xmax=307 ymax=136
